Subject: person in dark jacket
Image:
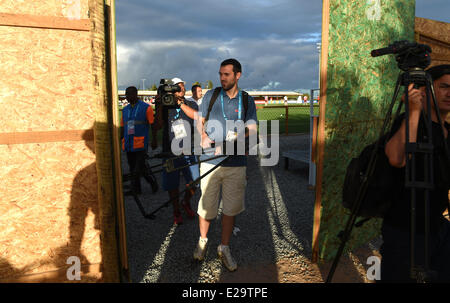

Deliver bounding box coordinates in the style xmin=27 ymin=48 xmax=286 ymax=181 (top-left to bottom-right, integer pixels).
xmin=382 ymin=64 xmax=450 ymax=282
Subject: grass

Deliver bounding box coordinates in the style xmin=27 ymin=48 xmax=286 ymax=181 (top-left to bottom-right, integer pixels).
xmin=257 ymin=105 xmax=319 ymax=134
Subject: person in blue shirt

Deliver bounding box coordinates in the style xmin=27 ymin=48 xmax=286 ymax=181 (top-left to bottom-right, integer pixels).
xmin=121 ymin=86 xmax=156 ymax=195
xmin=154 ymin=78 xmax=200 ymax=225
xmin=193 ymin=59 xmax=258 ymax=272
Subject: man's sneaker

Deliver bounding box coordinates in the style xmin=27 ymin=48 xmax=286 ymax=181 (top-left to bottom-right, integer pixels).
xmin=174 ymin=212 xmax=183 ymax=225
xmin=193 ymin=237 xmax=208 ymax=261
xmin=182 ymin=202 xmax=196 ymax=218
xmin=217 ymin=244 xmax=237 ymax=272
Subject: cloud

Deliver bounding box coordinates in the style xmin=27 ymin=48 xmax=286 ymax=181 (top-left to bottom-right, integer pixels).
xmin=117 ymin=37 xmax=320 ymax=91
xmin=116 ymin=0 xmax=323 ymax=43
xmin=116 ymin=1 xmax=323 ymax=90
xmin=261 ymin=81 xmax=281 ymax=90
xmin=115 ymin=0 xmax=449 ymax=91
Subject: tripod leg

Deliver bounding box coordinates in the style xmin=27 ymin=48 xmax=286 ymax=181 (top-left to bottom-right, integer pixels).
xmin=132 ymin=194 xmax=155 ymax=219
xmin=146 ymin=156 xmax=230 ymax=218
xmin=143 ymin=161 xmax=159 ymax=193
xmin=326 ymin=202 xmax=362 ymax=282
xmin=404 ymin=75 xmax=439 ymax=282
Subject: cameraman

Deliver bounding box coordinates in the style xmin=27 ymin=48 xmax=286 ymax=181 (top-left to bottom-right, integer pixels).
xmin=154 ymin=78 xmax=199 ymax=225
xmin=382 ymin=64 xmax=450 ymax=282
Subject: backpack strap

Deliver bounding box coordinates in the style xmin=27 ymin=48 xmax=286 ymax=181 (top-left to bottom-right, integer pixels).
xmin=242 ymin=90 xmax=248 ymax=120
xmin=205 ymin=87 xmax=249 ymax=122
xmin=205 ymin=87 xmax=222 ymax=123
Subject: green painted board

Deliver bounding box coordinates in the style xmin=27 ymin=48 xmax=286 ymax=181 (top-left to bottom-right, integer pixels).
xmin=317 ymin=0 xmax=416 ymax=261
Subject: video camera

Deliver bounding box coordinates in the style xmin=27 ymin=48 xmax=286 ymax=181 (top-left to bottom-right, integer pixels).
xmin=158 ymin=78 xmax=181 ymax=108
xmin=371 ymin=40 xmax=432 ymax=87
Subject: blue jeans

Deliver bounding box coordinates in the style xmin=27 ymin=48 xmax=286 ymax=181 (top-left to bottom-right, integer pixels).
xmin=162 ymin=155 xmax=200 ymax=191
xmin=380 ymin=219 xmax=450 ymax=282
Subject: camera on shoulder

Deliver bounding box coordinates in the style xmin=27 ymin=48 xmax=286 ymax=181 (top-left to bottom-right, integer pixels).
xmin=158 ymin=78 xmax=181 ymax=108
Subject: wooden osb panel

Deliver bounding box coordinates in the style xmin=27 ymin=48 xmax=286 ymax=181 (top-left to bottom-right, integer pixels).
xmin=0 ymin=140 xmax=101 ymax=282
xmin=315 ymin=0 xmax=416 ymax=262
xmin=0 ymin=26 xmax=93 ymax=132
xmin=0 ymin=0 xmax=117 ymax=282
xmin=415 ymin=17 xmax=450 ymax=66
xmin=0 ymin=0 xmax=90 ymax=19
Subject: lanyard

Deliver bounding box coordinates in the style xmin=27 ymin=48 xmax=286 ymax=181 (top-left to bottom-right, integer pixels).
xmin=220 ymin=89 xmax=242 ymax=120
xmin=173 ymin=108 xmax=182 ymax=120
xmin=128 ymin=102 xmax=140 ymax=120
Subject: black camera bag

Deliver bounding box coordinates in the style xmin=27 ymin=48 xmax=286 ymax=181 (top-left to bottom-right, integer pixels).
xmin=342 ymin=134 xmax=401 ymax=218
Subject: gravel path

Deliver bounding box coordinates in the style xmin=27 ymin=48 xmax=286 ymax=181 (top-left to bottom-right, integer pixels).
xmin=123 ymin=134 xmax=317 ymax=283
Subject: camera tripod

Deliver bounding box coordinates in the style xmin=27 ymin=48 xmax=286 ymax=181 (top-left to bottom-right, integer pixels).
xmin=128 ymin=139 xmax=251 ymax=220
xmin=327 ymin=41 xmax=448 ymax=283
xmin=133 ymin=153 xmax=230 ymax=220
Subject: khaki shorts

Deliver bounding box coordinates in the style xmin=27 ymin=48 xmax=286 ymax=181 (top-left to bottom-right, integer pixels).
xmin=197 ymin=163 xmax=247 ymax=220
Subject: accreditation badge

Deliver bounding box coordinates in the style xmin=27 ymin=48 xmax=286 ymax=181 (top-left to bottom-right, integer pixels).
xmin=127 ymin=120 xmax=135 ymax=135
xmin=226 ymin=130 xmax=238 ymax=142
xmin=172 ymin=120 xmax=188 ymax=139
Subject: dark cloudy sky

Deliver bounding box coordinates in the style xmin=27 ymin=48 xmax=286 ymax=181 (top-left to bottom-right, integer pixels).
xmin=116 ymin=0 xmax=449 ymax=92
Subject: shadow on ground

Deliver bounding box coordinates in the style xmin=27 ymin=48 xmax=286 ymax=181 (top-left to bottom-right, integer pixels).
xmin=123 ymin=135 xmax=374 ymax=283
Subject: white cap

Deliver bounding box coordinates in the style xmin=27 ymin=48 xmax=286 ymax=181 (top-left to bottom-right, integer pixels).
xmin=171 ymin=77 xmax=185 ymax=85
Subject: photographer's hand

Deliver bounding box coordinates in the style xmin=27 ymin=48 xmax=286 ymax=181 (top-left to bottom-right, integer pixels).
xmin=402 ymin=83 xmax=425 ymax=112
xmin=176 ymin=96 xmax=184 ymax=106
xmin=385 ymin=84 xmax=423 ymax=168
xmin=177 ymin=97 xmax=198 ymax=120
xmin=201 ymin=133 xmax=214 ymax=149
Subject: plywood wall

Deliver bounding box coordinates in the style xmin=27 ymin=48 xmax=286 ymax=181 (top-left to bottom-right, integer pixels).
xmin=0 ymin=140 xmax=101 ymax=281
xmin=313 ymin=0 xmax=416 ymax=262
xmin=0 ymin=26 xmax=94 ymax=132
xmin=0 ymin=0 xmax=90 ymax=19
xmin=0 ymin=0 xmax=119 ymax=282
xmin=415 ymin=17 xmax=450 ymax=67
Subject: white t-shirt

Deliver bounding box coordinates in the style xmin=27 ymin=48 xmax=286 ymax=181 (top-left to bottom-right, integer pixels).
xmin=186 ymin=96 xmax=202 ymax=106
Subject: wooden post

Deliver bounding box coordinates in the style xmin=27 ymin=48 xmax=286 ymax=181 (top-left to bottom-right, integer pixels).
xmin=105 ymin=0 xmax=130 ymax=282
xmin=90 ymin=0 xmax=120 ymax=282
xmin=312 ymin=0 xmax=330 ymax=263
xmin=311 ymin=116 xmax=318 ymax=163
